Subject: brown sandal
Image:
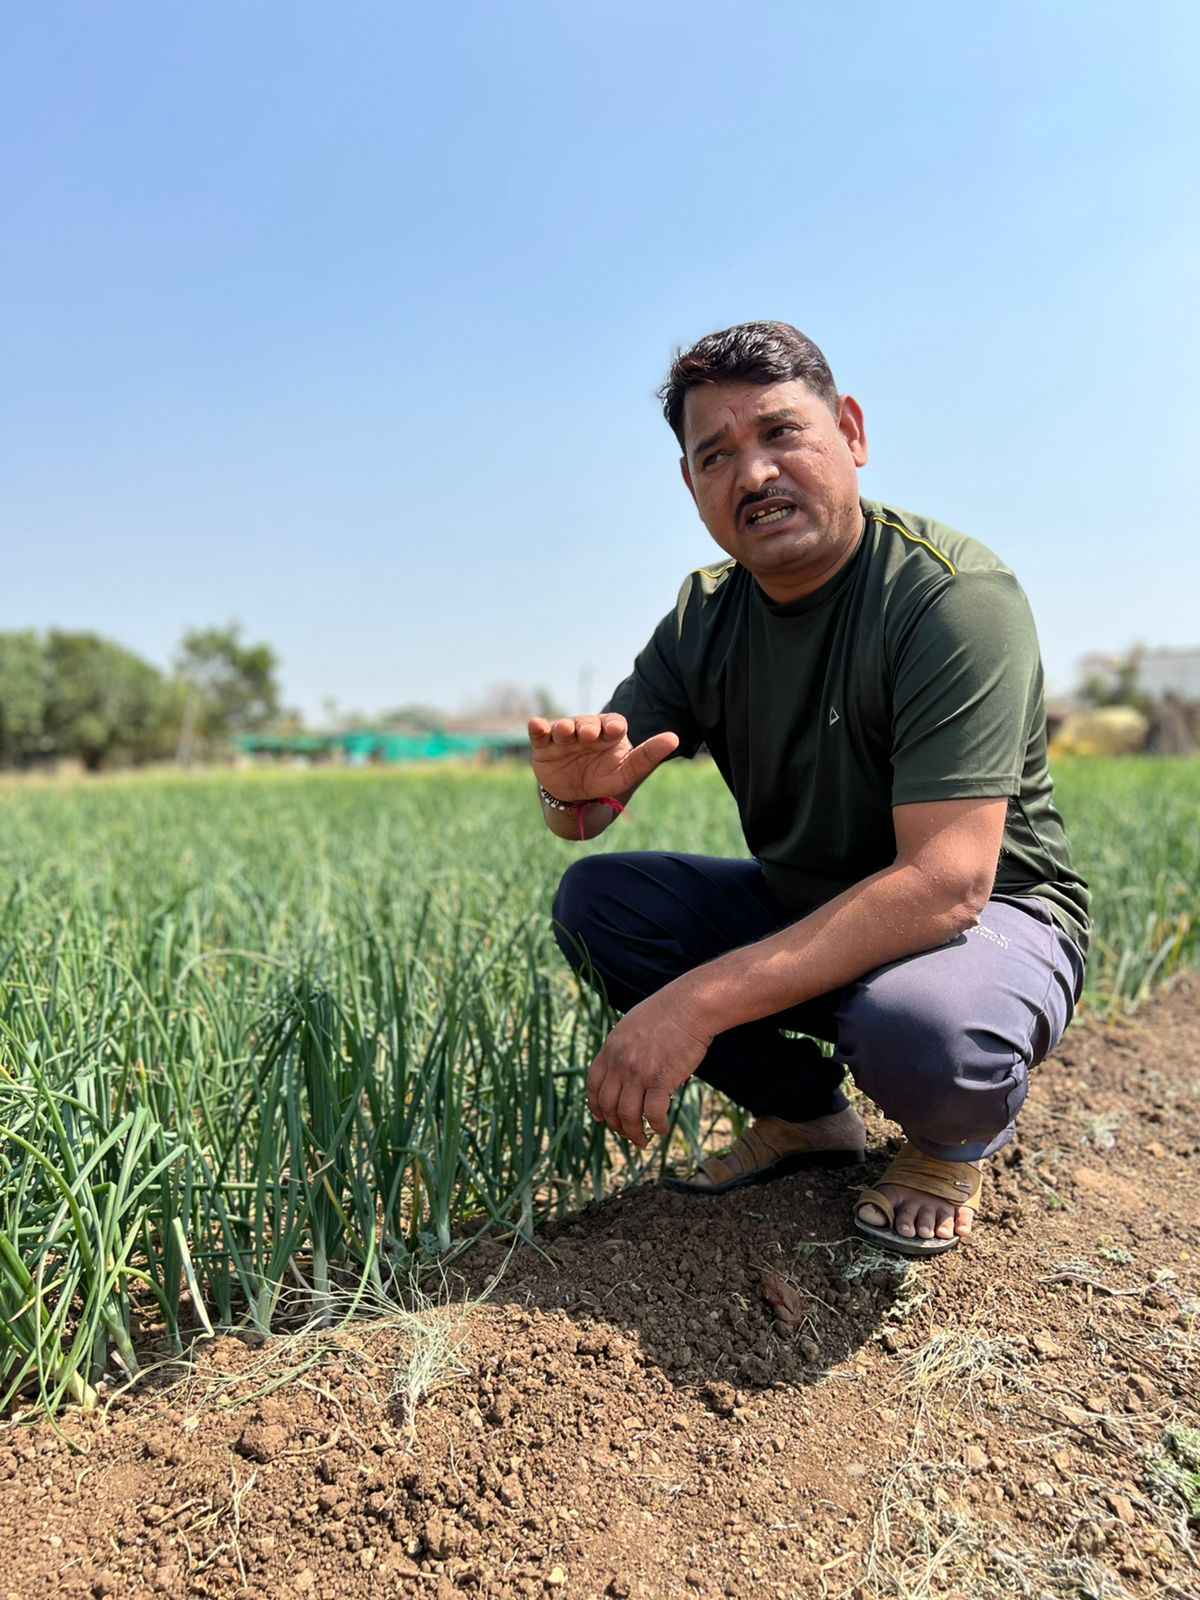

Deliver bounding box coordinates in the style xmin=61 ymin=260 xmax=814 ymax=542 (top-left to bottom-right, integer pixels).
xmin=664 ymin=1116 xmax=866 ymax=1196
xmin=855 ymin=1142 xmax=982 ymax=1257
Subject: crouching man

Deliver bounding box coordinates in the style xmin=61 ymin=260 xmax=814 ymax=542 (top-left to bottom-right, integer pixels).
xmin=530 ymin=321 xmax=1088 ymax=1256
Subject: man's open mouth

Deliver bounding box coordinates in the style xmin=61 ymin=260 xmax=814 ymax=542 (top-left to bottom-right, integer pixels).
xmin=744 ymin=499 xmax=797 ymax=529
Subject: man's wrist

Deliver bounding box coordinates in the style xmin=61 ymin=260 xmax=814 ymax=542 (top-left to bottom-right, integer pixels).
xmin=661 ymin=968 xmax=732 ymax=1041
xmin=537 ymin=783 xmax=628 ymax=821
xmin=537 ymin=783 xmax=578 ymax=814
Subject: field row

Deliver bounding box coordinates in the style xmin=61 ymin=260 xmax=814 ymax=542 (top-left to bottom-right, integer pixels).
xmin=0 ymin=759 xmax=1197 ymax=1413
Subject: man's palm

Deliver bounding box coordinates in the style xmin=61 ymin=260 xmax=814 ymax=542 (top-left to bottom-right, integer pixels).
xmin=528 ymin=713 xmax=679 ymax=802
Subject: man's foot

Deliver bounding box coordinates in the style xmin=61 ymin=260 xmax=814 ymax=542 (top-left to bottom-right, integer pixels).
xmin=854 ymin=1142 xmax=983 ymax=1256
xmin=665 ymin=1107 xmax=867 ymax=1195
xmin=855 ymin=1184 xmax=975 ymax=1243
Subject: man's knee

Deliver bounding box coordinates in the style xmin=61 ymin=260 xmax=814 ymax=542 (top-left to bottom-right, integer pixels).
xmin=840 ymin=979 xmax=963 ymax=1082
xmin=838 ymin=974 xmax=1028 ymax=1148
xmin=551 ymin=851 xmax=706 ymax=1008
xmin=551 ymin=855 xmax=608 ymax=969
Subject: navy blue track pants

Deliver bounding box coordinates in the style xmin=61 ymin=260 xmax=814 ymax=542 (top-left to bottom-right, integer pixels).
xmin=552 ymin=852 xmax=1085 ymax=1163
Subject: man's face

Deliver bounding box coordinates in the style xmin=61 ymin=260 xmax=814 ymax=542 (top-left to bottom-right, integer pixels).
xmin=679 ymin=378 xmax=869 ymax=602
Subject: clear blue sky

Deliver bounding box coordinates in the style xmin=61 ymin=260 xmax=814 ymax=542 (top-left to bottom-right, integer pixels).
xmin=4 ymin=2 xmax=1197 ymax=719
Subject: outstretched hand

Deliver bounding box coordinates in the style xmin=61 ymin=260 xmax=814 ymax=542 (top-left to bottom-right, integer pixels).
xmin=527 ymin=713 xmax=679 ymax=803
xmin=586 ymin=988 xmax=712 ymax=1147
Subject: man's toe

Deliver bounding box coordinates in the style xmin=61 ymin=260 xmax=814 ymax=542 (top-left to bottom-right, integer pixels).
xmin=856 ymin=1200 xmax=888 ymax=1227
xmin=914 ymin=1204 xmax=939 ymax=1239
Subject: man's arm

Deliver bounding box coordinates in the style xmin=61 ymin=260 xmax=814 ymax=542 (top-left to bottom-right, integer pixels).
xmin=586 ymin=795 xmax=1008 ymax=1144
xmin=676 ymin=795 xmax=1006 ymax=1031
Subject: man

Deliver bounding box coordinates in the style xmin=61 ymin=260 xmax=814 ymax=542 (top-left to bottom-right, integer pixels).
xmin=529 ymin=321 xmax=1087 ymax=1256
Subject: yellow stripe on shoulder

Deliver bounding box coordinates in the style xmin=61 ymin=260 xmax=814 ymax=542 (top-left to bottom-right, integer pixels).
xmin=694 ymin=557 xmax=737 ymax=584
xmin=676 ymin=558 xmax=735 ymax=634
xmin=876 ymin=515 xmax=958 ymax=577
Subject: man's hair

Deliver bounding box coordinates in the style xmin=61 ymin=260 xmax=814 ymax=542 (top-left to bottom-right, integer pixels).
xmin=659 ymin=321 xmax=839 ymax=449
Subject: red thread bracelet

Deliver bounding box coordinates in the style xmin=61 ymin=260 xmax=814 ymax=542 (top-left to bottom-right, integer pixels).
xmin=576 ymin=796 xmax=626 ymax=840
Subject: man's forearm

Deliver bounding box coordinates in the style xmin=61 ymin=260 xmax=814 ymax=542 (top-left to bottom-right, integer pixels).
xmin=674 ymin=862 xmax=983 ymax=1036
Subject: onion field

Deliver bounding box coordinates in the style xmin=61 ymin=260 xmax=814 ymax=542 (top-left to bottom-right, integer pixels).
xmin=1 ymin=757 xmax=1198 ymax=1416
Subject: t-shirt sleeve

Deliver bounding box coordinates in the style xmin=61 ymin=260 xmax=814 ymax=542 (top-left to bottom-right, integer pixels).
xmin=889 ymin=569 xmax=1042 ymax=805
xmin=602 ymin=583 xmax=704 ymax=759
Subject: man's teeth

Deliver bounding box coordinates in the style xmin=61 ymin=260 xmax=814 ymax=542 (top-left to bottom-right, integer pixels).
xmin=749 ymin=506 xmax=792 ymax=525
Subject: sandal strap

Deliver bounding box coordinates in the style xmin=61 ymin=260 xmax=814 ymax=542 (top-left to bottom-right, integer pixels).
xmin=875 ymin=1142 xmax=983 ymax=1209
xmin=855 ymin=1187 xmax=896 ymax=1226
xmin=699 ymin=1122 xmax=786 ymax=1186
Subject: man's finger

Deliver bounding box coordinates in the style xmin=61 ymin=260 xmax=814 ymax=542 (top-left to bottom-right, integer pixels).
xmin=550 ymin=718 xmax=577 ymax=744
xmin=586 ymin=1054 xmax=609 ymax=1122
xmin=642 ymin=1086 xmax=672 ymax=1138
xmin=600 ymin=713 xmax=627 ymax=741
xmin=622 ymin=730 xmax=680 ymax=785
xmin=574 ymin=715 xmax=602 ymax=744
xmin=615 ymin=1080 xmax=648 ymax=1147
xmin=596 ymin=1058 xmax=624 ymax=1132
xmin=528 ymin=717 xmax=552 ymax=745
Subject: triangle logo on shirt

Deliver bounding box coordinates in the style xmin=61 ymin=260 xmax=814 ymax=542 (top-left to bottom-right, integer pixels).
xmin=828 ymin=707 xmax=840 ymax=727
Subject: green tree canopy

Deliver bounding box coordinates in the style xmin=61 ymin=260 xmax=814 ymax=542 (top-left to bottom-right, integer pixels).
xmin=0 ymin=624 xmax=287 ymax=770
xmin=0 ymin=631 xmax=50 ymax=766
xmin=42 ymin=631 xmax=180 ymax=770
xmin=175 ymin=624 xmax=281 ymax=753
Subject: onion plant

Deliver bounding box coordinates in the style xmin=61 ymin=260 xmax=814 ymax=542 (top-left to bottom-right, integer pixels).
xmin=0 ymin=757 xmax=1196 ymax=1416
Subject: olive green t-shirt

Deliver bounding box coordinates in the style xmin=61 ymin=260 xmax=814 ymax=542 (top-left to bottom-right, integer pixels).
xmin=605 ymin=499 xmax=1090 ymax=956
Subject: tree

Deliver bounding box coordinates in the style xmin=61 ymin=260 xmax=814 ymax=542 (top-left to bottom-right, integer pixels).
xmin=467 ymin=682 xmax=565 ymax=724
xmin=0 ymin=631 xmax=49 ymax=767
xmin=1078 ymin=646 xmax=1153 ymax=716
xmin=531 ymin=684 xmax=565 ymax=720
xmin=174 ymin=624 xmax=281 ymax=758
xmin=377 ymin=703 xmax=445 ymax=732
xmin=43 ymin=631 xmax=178 ymax=770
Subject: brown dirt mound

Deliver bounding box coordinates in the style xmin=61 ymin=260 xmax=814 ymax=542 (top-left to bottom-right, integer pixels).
xmin=2 ymin=977 xmax=1198 ymax=1600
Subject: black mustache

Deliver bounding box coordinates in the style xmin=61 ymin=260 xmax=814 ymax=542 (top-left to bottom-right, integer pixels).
xmin=738 ymin=490 xmax=797 ymax=522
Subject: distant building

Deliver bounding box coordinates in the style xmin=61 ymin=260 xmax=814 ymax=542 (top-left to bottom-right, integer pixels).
xmin=1078 ymin=647 xmax=1200 ymax=701
xmin=1071 ymin=647 xmax=1200 ymax=755
xmin=1136 ymin=648 xmax=1200 ymax=701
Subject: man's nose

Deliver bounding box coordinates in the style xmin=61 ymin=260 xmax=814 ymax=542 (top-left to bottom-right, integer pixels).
xmin=734 ymin=448 xmax=781 ymax=497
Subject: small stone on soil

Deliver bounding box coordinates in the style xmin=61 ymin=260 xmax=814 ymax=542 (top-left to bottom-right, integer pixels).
xmin=703 ymin=1381 xmax=737 ymax=1416
xmin=1105 ymin=1491 xmax=1136 ymax=1525
xmin=235 ymin=1422 xmax=288 ymax=1463
xmin=1031 ymin=1331 xmax=1067 ymax=1359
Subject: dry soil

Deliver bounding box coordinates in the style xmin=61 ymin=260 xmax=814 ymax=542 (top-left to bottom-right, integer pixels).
xmin=2 ymin=976 xmax=1198 ymax=1600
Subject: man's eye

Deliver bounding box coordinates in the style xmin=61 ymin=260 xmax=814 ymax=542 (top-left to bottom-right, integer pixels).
xmin=768 ymin=425 xmax=797 ymax=440
xmin=701 ymin=452 xmax=721 ymax=469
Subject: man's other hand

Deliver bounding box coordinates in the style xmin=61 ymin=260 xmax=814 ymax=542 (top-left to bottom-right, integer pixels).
xmin=527 ymin=713 xmax=679 ymax=803
xmin=586 ymin=989 xmax=711 ymax=1147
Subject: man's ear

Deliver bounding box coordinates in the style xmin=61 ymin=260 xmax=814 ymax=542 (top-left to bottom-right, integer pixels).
xmin=679 ymin=455 xmax=698 ymax=505
xmin=838 ymin=395 xmax=869 ymax=468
